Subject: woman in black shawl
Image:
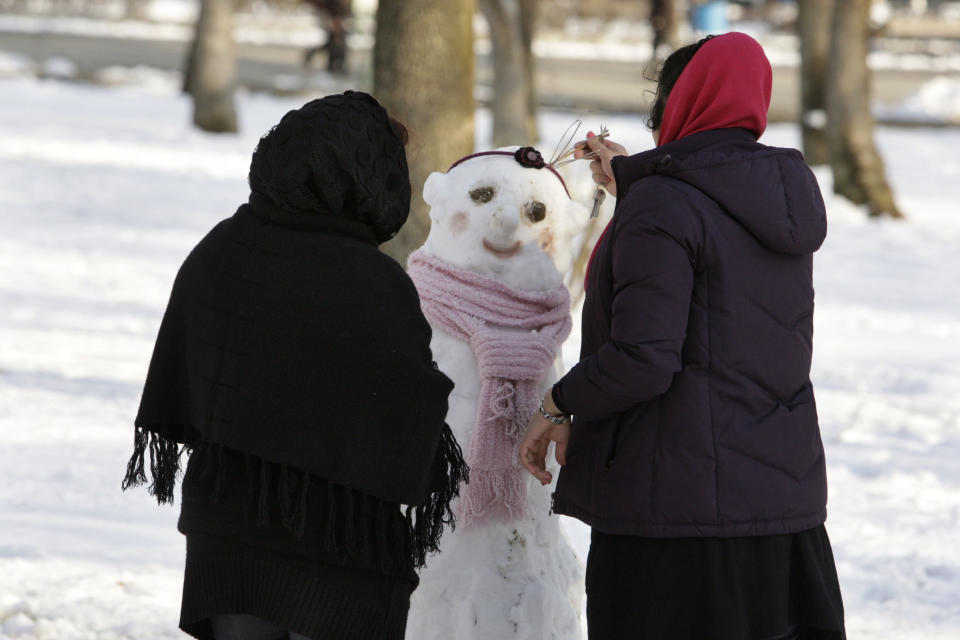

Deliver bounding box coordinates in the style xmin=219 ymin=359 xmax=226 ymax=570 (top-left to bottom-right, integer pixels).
xmin=122 ymin=91 xmax=467 ymax=640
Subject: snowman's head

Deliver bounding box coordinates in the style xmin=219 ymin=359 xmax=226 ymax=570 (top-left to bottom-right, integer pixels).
xmin=421 ymin=147 xmax=589 ymax=292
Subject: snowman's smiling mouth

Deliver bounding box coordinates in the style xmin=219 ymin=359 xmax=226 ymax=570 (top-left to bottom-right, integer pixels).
xmin=483 ymin=238 xmax=523 ymax=259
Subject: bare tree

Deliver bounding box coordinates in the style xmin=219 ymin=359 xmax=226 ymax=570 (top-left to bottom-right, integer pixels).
xmin=479 ymin=0 xmax=534 ymax=147
xmin=518 ymin=0 xmax=539 ymax=142
xmin=374 ymin=0 xmax=476 ymax=264
xmin=185 ymin=0 xmax=238 ymax=134
xmin=826 ymin=0 xmax=903 ymax=217
xmin=124 ymin=0 xmax=152 ymax=20
xmin=651 ymin=0 xmax=682 ymax=55
xmin=797 ymin=0 xmax=832 ymax=165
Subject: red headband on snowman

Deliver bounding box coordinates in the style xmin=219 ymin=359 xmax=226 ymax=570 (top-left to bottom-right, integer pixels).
xmin=447 ymin=147 xmax=571 ymax=198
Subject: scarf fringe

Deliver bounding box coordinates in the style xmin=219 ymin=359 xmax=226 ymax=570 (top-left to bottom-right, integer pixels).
xmin=457 ymin=468 xmax=527 ymax=528
xmin=406 ymin=423 xmax=470 ymax=568
xmin=124 ymin=425 xmax=467 ymax=571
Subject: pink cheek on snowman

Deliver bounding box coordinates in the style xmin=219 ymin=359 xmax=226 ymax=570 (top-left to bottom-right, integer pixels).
xmin=448 ymin=211 xmax=469 ymax=236
xmin=539 ymin=229 xmax=554 ymax=251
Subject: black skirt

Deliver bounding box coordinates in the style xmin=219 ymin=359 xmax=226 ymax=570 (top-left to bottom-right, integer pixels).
xmin=177 ymin=444 xmax=418 ymax=640
xmin=180 ymin=532 xmax=414 ymax=640
xmin=585 ymin=525 xmax=846 ymax=640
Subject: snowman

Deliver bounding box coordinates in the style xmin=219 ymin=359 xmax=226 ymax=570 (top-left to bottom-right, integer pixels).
xmin=406 ymin=146 xmax=588 ymax=640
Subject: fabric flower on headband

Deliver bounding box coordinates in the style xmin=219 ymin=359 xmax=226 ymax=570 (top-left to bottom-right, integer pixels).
xmin=514 ymin=147 xmax=546 ymax=169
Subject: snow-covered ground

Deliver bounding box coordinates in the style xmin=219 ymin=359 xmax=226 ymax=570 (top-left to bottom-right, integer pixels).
xmin=0 ymin=75 xmax=959 ymax=639
xmin=875 ymin=75 xmax=960 ymax=125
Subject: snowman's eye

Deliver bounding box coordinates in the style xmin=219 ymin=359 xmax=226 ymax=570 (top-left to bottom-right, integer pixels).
xmin=470 ymin=186 xmax=495 ymax=204
xmin=525 ymin=201 xmax=547 ymax=223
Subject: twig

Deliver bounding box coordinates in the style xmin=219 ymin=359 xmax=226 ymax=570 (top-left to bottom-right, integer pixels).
xmin=550 ymin=125 xmax=609 ymax=168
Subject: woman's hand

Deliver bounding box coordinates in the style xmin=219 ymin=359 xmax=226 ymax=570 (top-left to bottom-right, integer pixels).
xmin=575 ymin=132 xmax=628 ymax=197
xmin=518 ymin=392 xmax=571 ymax=486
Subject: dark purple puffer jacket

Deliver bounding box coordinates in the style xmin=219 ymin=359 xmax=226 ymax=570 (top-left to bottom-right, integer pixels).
xmin=552 ymin=127 xmax=829 ymax=537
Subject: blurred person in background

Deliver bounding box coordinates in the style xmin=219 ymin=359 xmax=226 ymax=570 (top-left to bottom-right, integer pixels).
xmin=520 ymin=32 xmax=846 ymax=640
xmin=302 ymin=0 xmax=350 ymax=74
xmin=122 ymin=91 xmax=467 ymax=640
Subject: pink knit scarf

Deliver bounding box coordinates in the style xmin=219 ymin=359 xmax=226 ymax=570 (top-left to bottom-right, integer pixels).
xmin=408 ymin=250 xmax=572 ymax=528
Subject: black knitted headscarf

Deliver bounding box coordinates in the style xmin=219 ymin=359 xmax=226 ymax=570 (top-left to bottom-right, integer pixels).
xmin=247 ymin=90 xmax=410 ymax=244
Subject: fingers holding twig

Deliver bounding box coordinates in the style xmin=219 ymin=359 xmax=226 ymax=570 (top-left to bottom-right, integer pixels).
xmin=571 ymin=128 xmax=610 ymax=162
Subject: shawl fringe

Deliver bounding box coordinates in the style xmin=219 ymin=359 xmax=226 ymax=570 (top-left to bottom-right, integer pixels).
xmin=123 ymin=423 xmax=469 ymax=570
xmin=405 ymin=423 xmax=470 ymax=567
xmin=121 ymin=425 xmax=184 ymax=505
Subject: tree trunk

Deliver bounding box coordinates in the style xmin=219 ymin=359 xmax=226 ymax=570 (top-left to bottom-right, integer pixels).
xmin=124 ymin=0 xmax=152 ymax=20
xmin=187 ymin=0 xmax=238 ymax=134
xmin=479 ymin=0 xmax=529 ymax=148
xmin=826 ymin=0 xmax=903 ymax=217
xmin=374 ymin=0 xmax=476 ymax=264
xmin=518 ymin=0 xmax=539 ymax=142
xmin=182 ymin=21 xmax=200 ymax=95
xmin=797 ymin=0 xmax=832 ymax=165
xmin=651 ymin=0 xmax=682 ymax=55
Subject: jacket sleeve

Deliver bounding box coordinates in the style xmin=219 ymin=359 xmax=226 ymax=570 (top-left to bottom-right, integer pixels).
xmin=555 ymin=182 xmax=700 ymax=421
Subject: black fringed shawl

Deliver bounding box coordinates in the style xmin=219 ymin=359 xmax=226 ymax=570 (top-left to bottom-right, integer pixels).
xmin=123 ymin=91 xmax=468 ymax=569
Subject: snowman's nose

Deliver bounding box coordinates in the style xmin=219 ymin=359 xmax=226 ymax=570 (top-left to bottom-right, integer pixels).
xmin=491 ymin=207 xmax=519 ymax=234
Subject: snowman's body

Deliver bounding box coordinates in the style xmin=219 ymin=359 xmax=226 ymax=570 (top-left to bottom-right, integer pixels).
xmin=405 ymin=151 xmax=587 ymax=640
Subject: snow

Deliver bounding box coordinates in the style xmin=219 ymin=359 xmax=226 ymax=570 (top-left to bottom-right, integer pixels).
xmin=803 ymin=108 xmax=828 ymax=129
xmin=39 ymin=57 xmax=76 ymax=80
xmin=0 ymin=13 xmax=325 ymax=49
xmin=1 ymin=75 xmax=959 ymax=639
xmin=0 ymin=14 xmax=194 ymax=42
xmin=0 ymin=51 xmax=35 ymax=78
xmin=93 ymin=65 xmax=181 ymax=92
xmin=875 ymin=75 xmax=960 ymax=124
xmin=145 ymin=0 xmax=197 ymax=24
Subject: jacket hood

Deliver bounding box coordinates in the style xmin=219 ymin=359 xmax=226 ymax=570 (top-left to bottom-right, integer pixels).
xmin=614 ymin=128 xmax=827 ymax=256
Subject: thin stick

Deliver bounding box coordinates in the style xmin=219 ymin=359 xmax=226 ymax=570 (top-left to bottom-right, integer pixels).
xmin=552 ymin=152 xmax=599 ymax=169
xmin=549 ymin=119 xmax=583 ymax=166
xmin=551 ymin=125 xmax=609 ymax=166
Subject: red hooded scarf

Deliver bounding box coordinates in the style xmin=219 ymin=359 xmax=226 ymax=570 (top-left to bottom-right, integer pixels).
xmin=584 ymin=32 xmax=772 ymax=290
xmin=657 ymin=31 xmax=772 ymax=146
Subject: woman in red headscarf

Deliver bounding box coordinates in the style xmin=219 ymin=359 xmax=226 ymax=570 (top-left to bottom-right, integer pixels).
xmin=519 ymin=33 xmax=846 ymax=639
